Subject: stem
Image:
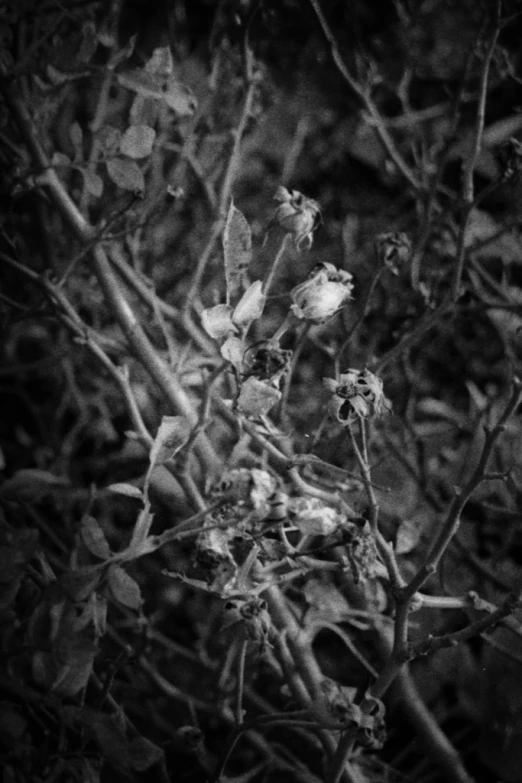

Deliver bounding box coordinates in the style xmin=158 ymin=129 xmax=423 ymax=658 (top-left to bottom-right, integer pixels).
xmin=393 ymin=668 xmax=474 ymax=783
xmin=451 ymin=3 xmax=501 ymax=300
xmin=235 ymin=637 xmax=248 ymax=725
xmin=404 ymin=377 xmax=522 ymax=600
xmin=263 ymin=233 xmax=291 ymax=296
xmin=308 ymin=0 xmax=421 ymax=194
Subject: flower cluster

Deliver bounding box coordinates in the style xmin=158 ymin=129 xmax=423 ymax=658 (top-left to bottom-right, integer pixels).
xmin=273 ymin=186 xmax=322 ymax=250
xmin=290 ymin=262 xmax=354 ymax=324
xmin=324 ymin=368 xmax=391 ymax=425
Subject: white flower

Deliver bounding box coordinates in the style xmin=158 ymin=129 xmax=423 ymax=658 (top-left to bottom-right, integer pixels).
xmin=290 ymin=263 xmax=354 ymax=324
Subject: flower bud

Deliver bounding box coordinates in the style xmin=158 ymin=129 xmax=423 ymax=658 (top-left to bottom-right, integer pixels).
xmin=290 ymin=263 xmax=354 ymax=324
xmin=273 ymin=186 xmax=321 ymax=250
xmin=324 ymin=368 xmax=391 ymax=424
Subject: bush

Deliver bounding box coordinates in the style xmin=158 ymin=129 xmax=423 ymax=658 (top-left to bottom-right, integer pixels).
xmin=2 ymin=2 xmax=522 ymax=782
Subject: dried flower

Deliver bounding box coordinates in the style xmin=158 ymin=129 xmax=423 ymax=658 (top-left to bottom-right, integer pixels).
xmin=324 ymin=368 xmax=391 ymax=424
xmin=242 ymin=342 xmax=292 ymax=388
xmin=273 ymin=186 xmax=322 ymax=250
xmin=290 ymin=263 xmax=354 ymax=324
xmin=375 ymin=232 xmax=412 ymax=275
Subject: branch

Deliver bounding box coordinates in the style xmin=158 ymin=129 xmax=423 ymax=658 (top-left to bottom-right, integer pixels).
xmin=404 ymin=376 xmax=522 ymax=600
xmin=2 ymin=76 xmax=219 ymax=474
xmin=451 ymin=2 xmax=502 ymax=300
xmin=308 ymin=0 xmax=421 ymax=194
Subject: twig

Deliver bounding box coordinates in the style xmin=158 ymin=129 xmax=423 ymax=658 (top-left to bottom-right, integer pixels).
xmin=404 ymin=376 xmax=522 ymax=600
xmin=2 ymin=75 xmax=219 ymax=474
xmin=263 ymin=233 xmax=292 ymax=296
xmin=308 ymin=0 xmax=421 ymax=194
xmin=451 ymin=2 xmax=502 ymax=300
xmin=186 ymin=36 xmax=258 ymax=304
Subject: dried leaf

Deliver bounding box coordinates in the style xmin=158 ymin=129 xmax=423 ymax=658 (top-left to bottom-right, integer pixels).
xmin=201 ymin=304 xmax=236 ymax=340
xmin=232 ymin=281 xmax=266 ymax=330
xmin=223 ymin=201 xmax=252 ymax=306
xmin=148 ymin=416 xmax=191 ymax=472
xmin=220 ymin=335 xmax=244 ymax=372
xmin=120 ymin=124 xmax=156 ymax=159
xmin=237 ymin=377 xmax=281 ymax=417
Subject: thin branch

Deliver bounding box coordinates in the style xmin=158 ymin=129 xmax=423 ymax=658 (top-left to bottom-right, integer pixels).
xmin=404 ymin=376 xmax=522 ymax=600
xmin=451 ymin=2 xmax=502 ymax=300
xmin=308 ymin=0 xmax=421 ymax=194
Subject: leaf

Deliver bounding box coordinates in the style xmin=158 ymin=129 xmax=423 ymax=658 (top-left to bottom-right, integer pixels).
xmin=107 ymin=565 xmax=142 ymax=609
xmin=395 ymin=519 xmax=421 ymax=555
xmin=223 ymin=201 xmax=252 ymax=306
xmin=163 ymin=77 xmax=197 ymax=115
xmin=126 ymin=503 xmax=155 ymax=557
xmin=201 ymin=304 xmax=236 ymax=340
xmin=237 ymin=377 xmax=281 ymax=417
xmin=51 ymin=151 xmax=71 ymax=168
xmin=107 ymin=482 xmax=143 ymax=500
xmin=96 ymin=126 xmax=122 ymax=156
xmin=106 ymin=157 xmax=145 ymax=193
xmin=80 ymin=517 xmax=110 ymax=560
xmin=117 ymin=69 xmax=163 ymax=100
xmin=81 ymin=169 xmax=103 ymax=198
xmin=0 ymin=469 xmax=69 ymax=501
xmin=232 ymin=281 xmax=266 ymax=330
xmin=119 ymin=124 xmax=156 ymax=159
xmin=144 ymin=46 xmax=173 ymax=78
xmin=148 ymin=416 xmax=191 ymax=473
xmin=220 ymin=335 xmax=244 ymax=372
xmin=107 ymin=34 xmax=137 ymax=70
